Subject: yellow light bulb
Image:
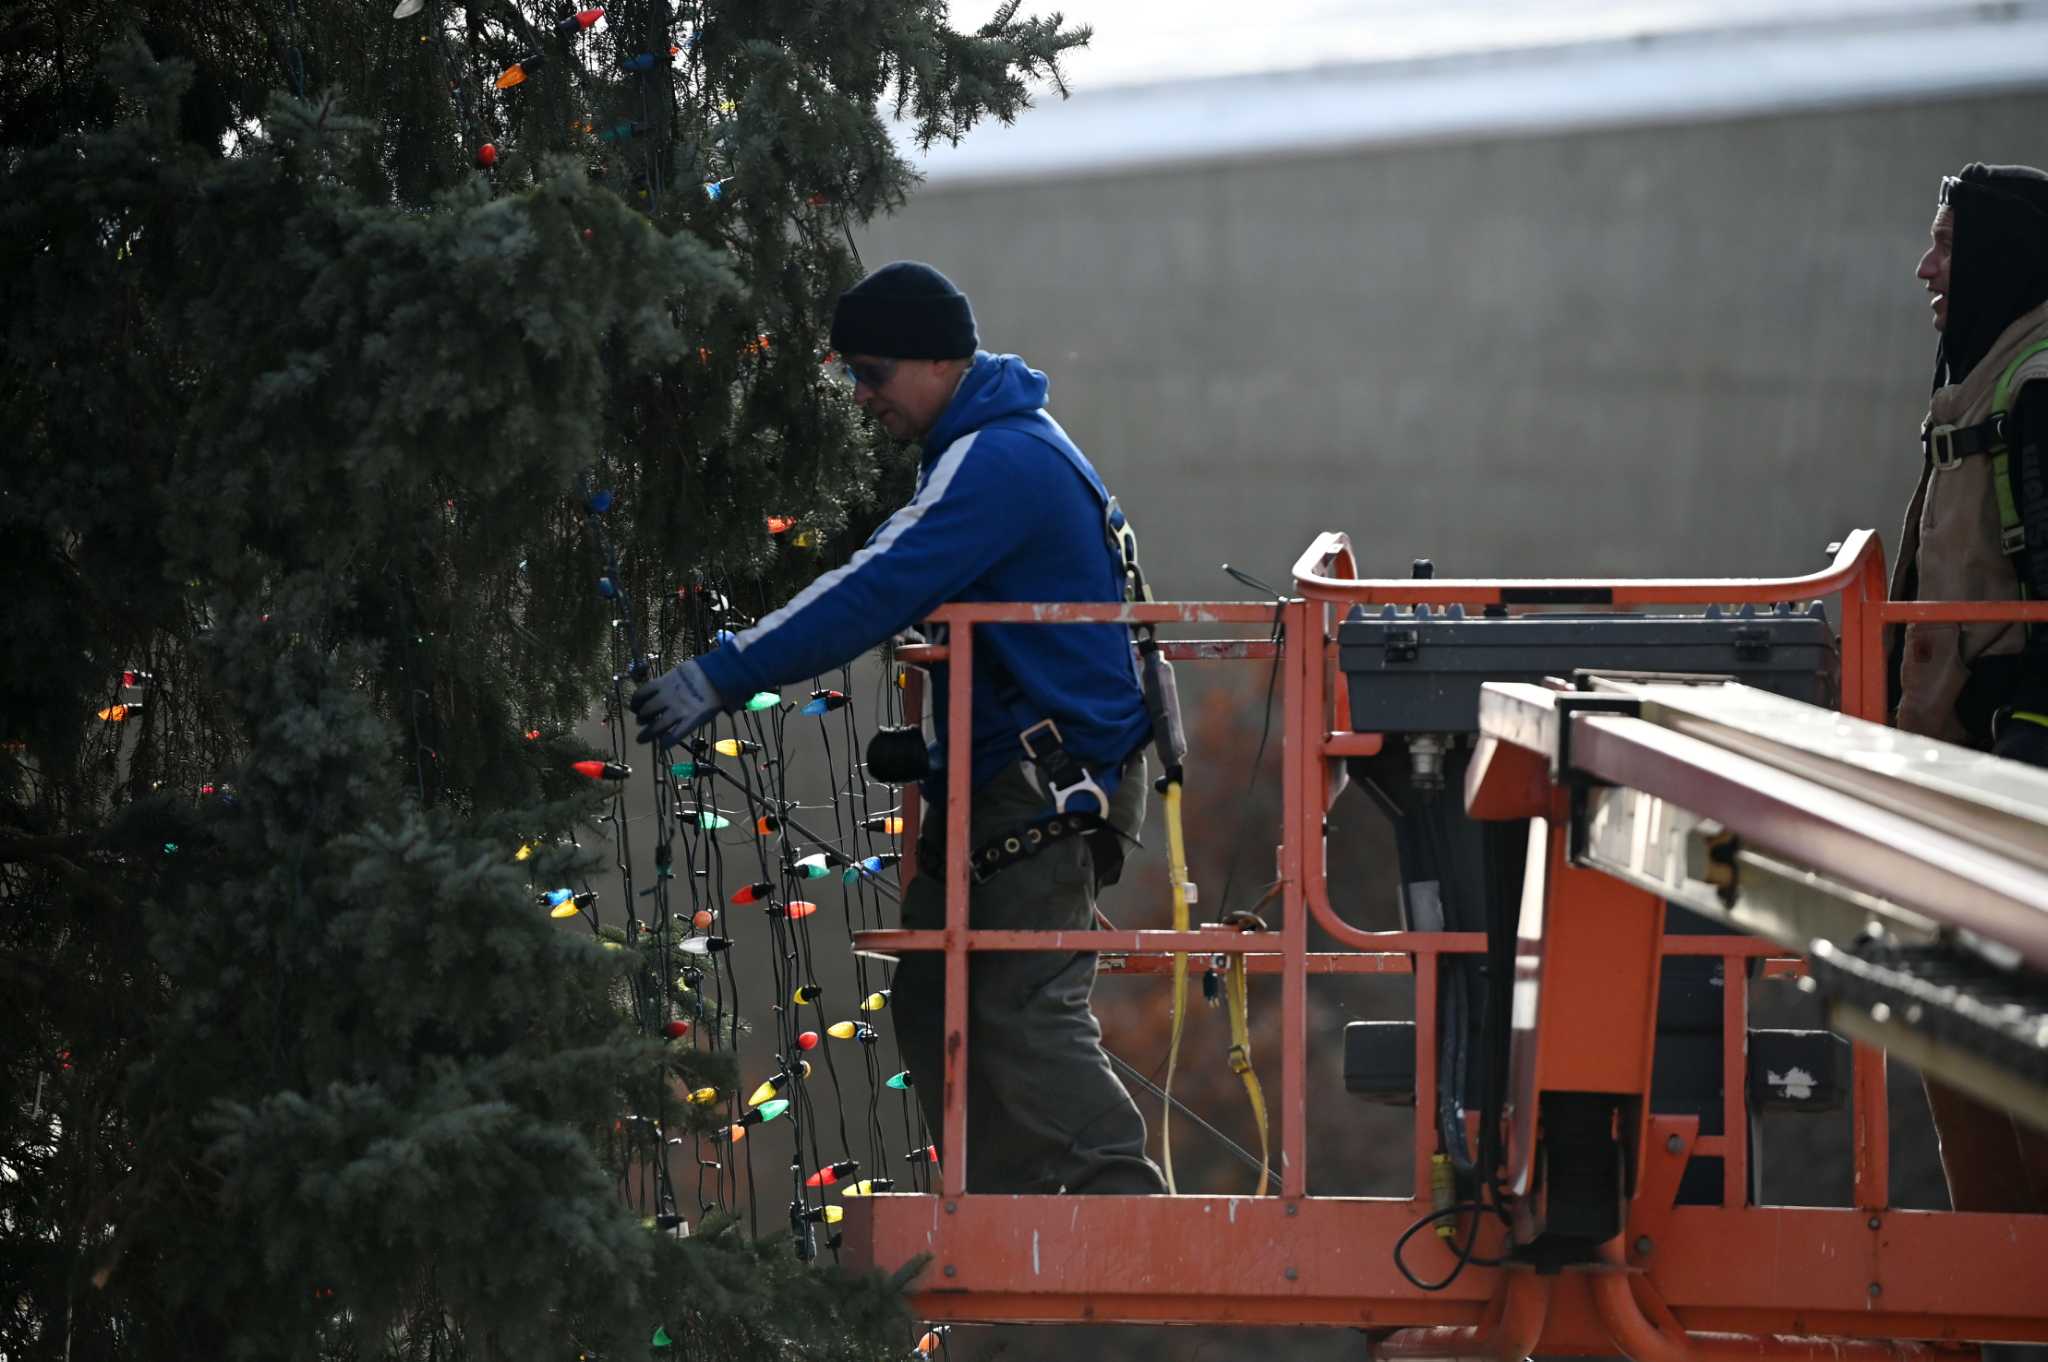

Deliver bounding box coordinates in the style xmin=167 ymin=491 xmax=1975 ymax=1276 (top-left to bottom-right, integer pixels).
xmin=688 ymin=1087 xmax=718 ymax=1105
xmin=827 ymin=1020 xmax=857 ymax=1040
xmin=860 ymin=990 xmax=889 ymax=1012
xmin=747 ymin=1079 xmax=778 ymax=1107
xmin=550 ymin=902 xmax=580 ymax=919
xmin=515 ymin=842 xmax=535 ymax=862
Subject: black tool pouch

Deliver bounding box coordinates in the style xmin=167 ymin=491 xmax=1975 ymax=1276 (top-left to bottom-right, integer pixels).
xmin=866 ymin=725 xmax=931 ymax=785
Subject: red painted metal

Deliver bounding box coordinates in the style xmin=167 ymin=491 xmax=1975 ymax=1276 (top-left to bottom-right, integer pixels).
xmin=943 ymin=617 xmax=972 ymax=1197
xmin=847 ymin=528 xmax=2048 ymax=1352
xmin=838 ymin=1195 xmax=2048 ymax=1337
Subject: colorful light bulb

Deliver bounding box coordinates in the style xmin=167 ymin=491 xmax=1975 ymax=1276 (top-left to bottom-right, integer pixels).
xmin=843 ymin=853 xmax=902 ymax=885
xmin=803 ymin=1204 xmax=845 ymax=1224
xmin=652 ymin=1325 xmax=673 ymax=1349
xmin=801 ymin=689 xmax=847 ymax=715
xmin=669 ymin=760 xmax=695 ymax=779
xmin=827 ymin=1020 xmax=859 ymax=1040
xmin=793 ymin=984 xmax=822 ymax=1005
xmin=678 ymin=936 xmax=730 ymax=955
xmin=494 ymin=54 xmax=541 ymax=88
xmin=747 ymin=1077 xmax=780 ymax=1107
xmin=685 ymin=809 xmax=729 ymax=830
xmin=758 ymin=1098 xmax=789 ymax=1122
xmin=765 ymin=515 xmax=797 ymax=535
xmin=862 ymin=815 xmax=904 ymax=835
xmin=556 ymin=6 xmax=603 ymax=32
xmin=97 ymin=704 xmax=137 ymax=722
xmin=841 ymin=1177 xmax=895 ymax=1197
xmin=806 ymin=1155 xmax=856 ymax=1187
xmin=712 ymin=738 xmax=758 ymax=758
xmin=884 ymin=1070 xmax=913 ymax=1090
xmin=756 ymin=814 xmax=780 ymax=836
xmin=904 ymin=1145 xmax=939 ymax=1164
xmin=796 ymin=1030 xmax=819 ymax=1050
xmin=550 ymin=900 xmax=580 ymax=920
xmin=663 ymin=1020 xmax=689 ymax=1038
xmin=860 ymin=990 xmax=890 ymax=1012
xmin=916 ymin=1327 xmax=950 ymax=1355
xmin=687 ymin=1086 xmax=718 ymax=1105
xmin=514 ymin=841 xmax=535 ymax=861
xmin=545 ymin=887 xmax=574 ymax=908
xmin=691 ymin=908 xmax=714 ymax=931
xmin=571 ymin=759 xmax=631 ymax=781
xmin=744 ymin=691 xmax=780 ymax=712
xmin=731 ymin=881 xmax=773 ymax=904
xmin=773 ymin=900 xmax=817 ymax=920
xmin=794 ymin=852 xmax=835 ymax=878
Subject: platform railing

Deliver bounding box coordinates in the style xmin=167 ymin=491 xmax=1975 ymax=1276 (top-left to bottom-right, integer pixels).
xmin=840 ymin=530 xmax=2048 ymax=1347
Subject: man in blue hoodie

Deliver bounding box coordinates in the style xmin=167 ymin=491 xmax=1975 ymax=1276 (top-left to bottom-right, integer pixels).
xmin=631 ymin=261 xmax=1167 ymax=1195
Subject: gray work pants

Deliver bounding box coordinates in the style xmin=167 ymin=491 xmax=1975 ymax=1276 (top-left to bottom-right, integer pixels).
xmin=892 ymin=754 xmax=1166 ymax=1194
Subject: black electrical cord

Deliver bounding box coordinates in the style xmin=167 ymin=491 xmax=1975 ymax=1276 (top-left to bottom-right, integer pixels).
xmin=1392 ymin=1201 xmax=1511 ymax=1291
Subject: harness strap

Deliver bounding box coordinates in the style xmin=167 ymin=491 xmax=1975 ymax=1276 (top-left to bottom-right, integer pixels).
xmin=1922 ymin=339 xmax=2048 ymax=559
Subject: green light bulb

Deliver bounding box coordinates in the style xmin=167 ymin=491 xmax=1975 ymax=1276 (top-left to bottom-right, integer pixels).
xmin=744 ymin=691 xmax=780 ymax=711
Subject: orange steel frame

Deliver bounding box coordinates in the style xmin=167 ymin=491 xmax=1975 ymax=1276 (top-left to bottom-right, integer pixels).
xmin=838 ymin=529 xmax=2048 ymax=1354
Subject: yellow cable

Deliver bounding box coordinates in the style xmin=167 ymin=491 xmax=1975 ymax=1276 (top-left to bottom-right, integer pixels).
xmin=1161 ymin=780 xmax=1191 ymax=1195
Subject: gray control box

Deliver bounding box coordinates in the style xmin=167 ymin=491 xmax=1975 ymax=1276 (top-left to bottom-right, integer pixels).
xmin=1338 ymin=603 xmax=1835 ymax=734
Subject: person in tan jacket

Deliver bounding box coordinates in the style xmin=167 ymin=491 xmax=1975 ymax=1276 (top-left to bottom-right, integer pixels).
xmin=1892 ymin=162 xmax=2048 ymax=1219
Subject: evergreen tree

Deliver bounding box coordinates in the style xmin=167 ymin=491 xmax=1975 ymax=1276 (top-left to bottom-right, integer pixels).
xmin=0 ymin=3 xmax=1085 ymax=1356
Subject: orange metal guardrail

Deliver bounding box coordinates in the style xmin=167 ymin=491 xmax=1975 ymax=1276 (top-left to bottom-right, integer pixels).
xmin=838 ymin=530 xmax=2048 ymax=1351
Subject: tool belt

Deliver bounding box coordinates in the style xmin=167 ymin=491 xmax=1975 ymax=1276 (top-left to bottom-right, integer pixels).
xmin=915 ymin=809 xmax=1106 ymax=887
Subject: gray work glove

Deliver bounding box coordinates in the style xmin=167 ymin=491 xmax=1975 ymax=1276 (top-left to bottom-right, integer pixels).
xmin=631 ymin=658 xmax=724 ymax=746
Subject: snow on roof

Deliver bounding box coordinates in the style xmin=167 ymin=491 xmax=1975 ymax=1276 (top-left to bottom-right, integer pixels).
xmin=895 ymin=2 xmax=2048 ymax=187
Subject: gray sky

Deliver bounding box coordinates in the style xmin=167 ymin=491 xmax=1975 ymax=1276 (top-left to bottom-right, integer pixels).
xmin=949 ymin=0 xmax=2012 ymax=88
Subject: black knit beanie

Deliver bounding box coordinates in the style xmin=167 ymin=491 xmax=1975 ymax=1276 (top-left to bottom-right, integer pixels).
xmin=829 ymin=261 xmax=978 ymax=360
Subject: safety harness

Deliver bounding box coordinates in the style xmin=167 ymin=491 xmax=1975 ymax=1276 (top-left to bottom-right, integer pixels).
xmin=1923 ymin=339 xmax=2048 ymax=578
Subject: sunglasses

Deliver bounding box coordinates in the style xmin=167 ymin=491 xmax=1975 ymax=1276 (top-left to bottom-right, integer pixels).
xmin=838 ymin=357 xmax=898 ymax=390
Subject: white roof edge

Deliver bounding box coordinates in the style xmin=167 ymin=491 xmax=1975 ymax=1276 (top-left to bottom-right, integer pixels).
xmin=895 ymin=9 xmax=2048 ymax=189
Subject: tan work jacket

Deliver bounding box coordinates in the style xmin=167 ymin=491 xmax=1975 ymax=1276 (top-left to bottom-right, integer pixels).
xmin=1892 ymin=301 xmax=2048 ymax=743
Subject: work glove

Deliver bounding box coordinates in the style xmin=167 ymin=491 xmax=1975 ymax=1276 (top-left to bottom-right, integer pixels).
xmin=631 ymin=657 xmax=724 ymax=746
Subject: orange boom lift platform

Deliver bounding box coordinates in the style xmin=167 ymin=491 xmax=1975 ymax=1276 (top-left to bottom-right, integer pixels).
xmin=840 ymin=529 xmax=2048 ymax=1357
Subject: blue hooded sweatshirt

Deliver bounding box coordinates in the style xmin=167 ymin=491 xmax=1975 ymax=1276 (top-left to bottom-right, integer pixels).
xmin=695 ymin=352 xmax=1151 ymax=794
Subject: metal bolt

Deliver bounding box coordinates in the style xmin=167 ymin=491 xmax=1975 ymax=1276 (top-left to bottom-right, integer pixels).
xmin=1868 ymin=1282 xmax=1882 ymax=1298
xmin=1286 ymin=1203 xmax=1299 ymax=1217
xmin=1666 ymin=1134 xmax=1684 ymax=1154
xmin=1867 ymin=1216 xmax=1882 ymax=1231
xmin=1285 ymin=1267 xmax=1299 ymax=1281
xmin=1634 ymin=1236 xmax=1654 ymax=1257
xmin=944 ymin=1201 xmax=956 ymax=1214
xmin=944 ymin=1264 xmax=957 ymax=1278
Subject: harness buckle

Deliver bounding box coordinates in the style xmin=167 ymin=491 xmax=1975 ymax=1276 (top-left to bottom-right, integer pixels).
xmin=2004 ymin=524 xmax=2028 ymax=555
xmin=1928 ymin=424 xmax=1963 ymax=470
xmin=1019 ymin=717 xmax=1110 ymax=816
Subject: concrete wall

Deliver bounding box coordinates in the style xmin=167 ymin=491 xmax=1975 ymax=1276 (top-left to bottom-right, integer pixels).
xmin=859 ymin=91 xmax=2048 ymax=597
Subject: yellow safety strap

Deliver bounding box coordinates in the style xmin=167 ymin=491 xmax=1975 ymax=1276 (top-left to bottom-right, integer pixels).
xmin=1160 ymin=780 xmax=1270 ymax=1197
xmin=1225 ymin=949 xmax=1271 ymax=1198
xmin=1161 ymin=779 xmax=1192 ymax=1194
